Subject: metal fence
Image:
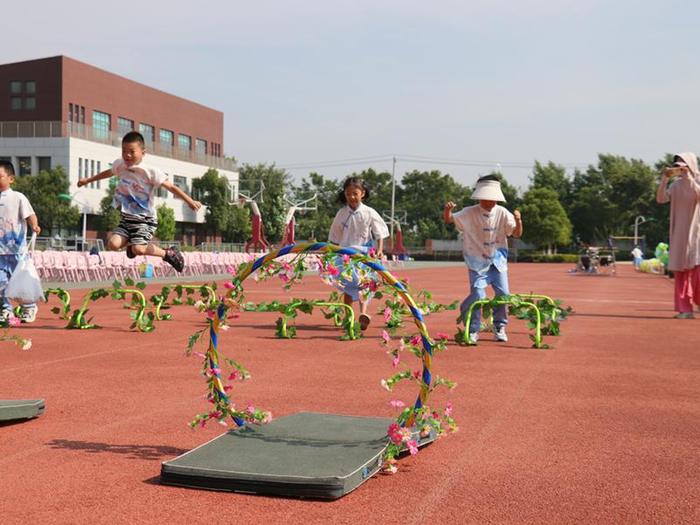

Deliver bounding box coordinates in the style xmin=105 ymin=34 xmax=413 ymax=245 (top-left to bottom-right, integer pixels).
xmin=0 ymin=120 xmax=236 ymax=172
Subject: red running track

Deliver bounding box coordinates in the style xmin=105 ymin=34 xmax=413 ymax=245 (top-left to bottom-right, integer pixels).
xmin=1 ymin=263 xmax=698 ymax=524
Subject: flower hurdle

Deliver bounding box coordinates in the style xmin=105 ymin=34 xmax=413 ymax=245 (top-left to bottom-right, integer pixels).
xmin=190 ymin=242 xmax=455 ymax=447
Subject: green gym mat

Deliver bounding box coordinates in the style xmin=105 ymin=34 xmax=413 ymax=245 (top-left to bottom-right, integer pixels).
xmin=161 ymin=412 xmax=433 ymax=499
xmin=0 ymin=399 xmax=45 ymax=421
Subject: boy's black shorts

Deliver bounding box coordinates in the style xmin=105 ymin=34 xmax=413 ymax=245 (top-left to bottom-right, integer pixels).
xmin=112 ymin=214 xmax=157 ymax=245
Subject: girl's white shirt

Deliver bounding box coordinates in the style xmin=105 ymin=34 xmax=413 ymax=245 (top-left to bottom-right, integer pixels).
xmin=328 ymin=202 xmax=389 ymax=249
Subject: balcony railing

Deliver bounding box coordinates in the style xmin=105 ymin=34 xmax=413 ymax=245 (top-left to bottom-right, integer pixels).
xmin=0 ymin=120 xmax=236 ymax=171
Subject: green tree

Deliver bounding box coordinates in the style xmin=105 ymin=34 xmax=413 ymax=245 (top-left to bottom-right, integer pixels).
xmin=156 ymin=204 xmax=176 ymax=241
xmin=238 ymin=163 xmax=290 ymax=243
xmin=520 ymin=187 xmax=572 ymax=253
xmin=12 ymin=166 xmax=81 ymax=235
xmin=291 ymin=172 xmax=340 ymax=241
xmin=192 ymin=168 xmax=232 ymax=234
xmin=530 ymin=161 xmax=571 ymax=205
xmin=97 ymin=179 xmax=120 ymax=233
xmin=399 ymin=170 xmax=472 ymax=244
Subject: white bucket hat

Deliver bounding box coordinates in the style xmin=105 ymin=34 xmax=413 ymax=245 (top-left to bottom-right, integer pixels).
xmin=472 ymin=179 xmax=506 ymax=202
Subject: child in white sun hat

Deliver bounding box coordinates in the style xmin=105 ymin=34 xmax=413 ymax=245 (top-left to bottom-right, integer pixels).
xmin=443 ymin=175 xmax=523 ymax=343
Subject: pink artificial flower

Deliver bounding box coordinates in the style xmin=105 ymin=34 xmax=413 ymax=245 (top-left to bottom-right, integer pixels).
xmin=209 ymin=410 xmax=223 ymax=419
xmin=368 ymin=247 xmax=377 ymax=258
xmin=387 ymin=423 xmax=403 ymax=445
xmin=223 ymin=385 xmax=233 ymax=392
xmin=392 ymin=355 xmax=400 ymax=368
xmin=435 ymin=332 xmax=449 ymax=340
xmin=383 ymin=307 xmax=392 ymax=323
xmin=410 ymin=334 xmax=421 ymax=346
xmin=381 ymin=330 xmax=391 ymax=345
xmin=210 ymin=367 xmax=221 ymax=376
xmin=9 ymin=317 xmax=21 ymax=327
xmin=386 ymin=463 xmax=398 ymax=474
xmin=262 ymin=411 xmax=273 ymax=423
xmin=224 ymin=281 xmax=235 ymax=289
xmin=282 ymin=262 xmax=292 ymax=272
xmin=21 ymin=339 xmax=32 ymax=351
xmin=206 ymin=310 xmax=216 ymax=320
xmin=278 ymin=273 xmax=290 ymax=283
xmin=367 ymin=280 xmax=378 ymax=292
xmin=326 ymin=264 xmax=340 ymax=277
xmin=226 ymin=265 xmax=237 ymax=276
xmin=228 ymin=370 xmax=239 ymax=381
xmin=444 ymin=401 xmax=453 ymax=418
xmin=342 ymin=254 xmax=350 ymax=264
xmin=246 ymin=404 xmax=256 ymax=414
xmin=389 ymin=399 xmax=405 ymax=409
xmin=413 ymin=369 xmax=421 ymax=380
xmin=199 ymin=419 xmax=207 ymax=428
xmin=407 ymin=439 xmax=419 ymax=456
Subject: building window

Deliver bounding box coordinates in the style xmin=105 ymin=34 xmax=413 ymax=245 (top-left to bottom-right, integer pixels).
xmin=9 ymin=81 xmax=22 ymax=94
xmin=25 ymin=81 xmax=36 ymax=94
xmin=92 ymin=110 xmax=111 ymax=141
xmin=117 ymin=117 xmax=134 ymax=137
xmin=10 ymin=97 xmax=22 ymax=110
xmin=80 ymin=106 xmax=85 ymax=124
xmin=195 ymin=138 xmax=207 ymax=156
xmin=24 ymin=97 xmax=36 ymax=110
xmin=37 ymin=157 xmax=51 ymax=172
xmin=96 ymin=161 xmax=101 ymax=189
xmin=78 ymin=157 xmax=83 ymax=179
xmin=139 ymin=123 xmax=155 ymax=145
xmin=18 ymin=157 xmax=31 ymax=176
xmin=69 ymin=103 xmax=74 ymax=121
xmin=173 ymin=175 xmax=188 ymax=193
xmin=178 ymin=134 xmax=191 ymax=151
xmin=159 ymin=129 xmax=174 ymax=146
xmin=157 ymin=173 xmax=169 ymax=198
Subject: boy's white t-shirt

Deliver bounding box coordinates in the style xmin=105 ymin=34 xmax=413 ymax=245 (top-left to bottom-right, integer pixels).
xmin=329 ymin=203 xmax=389 ymax=250
xmin=111 ymin=158 xmax=167 ymax=218
xmin=452 ymin=203 xmax=515 ymax=273
xmin=0 ymin=189 xmax=35 ymax=255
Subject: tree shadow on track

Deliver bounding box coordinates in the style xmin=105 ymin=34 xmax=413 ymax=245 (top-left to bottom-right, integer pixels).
xmin=46 ymin=439 xmax=188 ymax=460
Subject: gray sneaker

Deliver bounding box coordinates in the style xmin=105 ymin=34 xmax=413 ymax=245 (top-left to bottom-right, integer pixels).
xmin=494 ymin=325 xmax=508 ymax=342
xmin=19 ymin=305 xmax=38 ymax=323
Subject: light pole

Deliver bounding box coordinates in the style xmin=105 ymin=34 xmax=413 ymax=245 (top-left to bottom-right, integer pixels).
xmin=633 ymin=215 xmax=647 ymax=247
xmin=390 ymin=155 xmax=396 ymax=243
xmin=58 ymin=193 xmax=89 ymax=250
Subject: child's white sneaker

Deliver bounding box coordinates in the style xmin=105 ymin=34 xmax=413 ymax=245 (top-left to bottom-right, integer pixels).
xmin=467 ymin=332 xmax=479 ymax=345
xmin=1 ymin=308 xmax=12 ymax=323
xmin=494 ymin=325 xmax=508 ymax=342
xmin=19 ymin=305 xmax=38 ymax=323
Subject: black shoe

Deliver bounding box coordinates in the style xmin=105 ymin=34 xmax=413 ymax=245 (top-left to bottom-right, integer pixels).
xmin=126 ymin=246 xmax=136 ymax=259
xmin=163 ymin=246 xmax=184 ymax=272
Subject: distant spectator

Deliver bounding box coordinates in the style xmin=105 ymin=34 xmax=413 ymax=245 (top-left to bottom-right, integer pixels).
xmin=655 ymin=152 xmax=700 ymax=319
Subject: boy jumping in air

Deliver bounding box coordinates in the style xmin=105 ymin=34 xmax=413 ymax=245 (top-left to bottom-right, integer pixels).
xmin=78 ymin=131 xmax=201 ymax=272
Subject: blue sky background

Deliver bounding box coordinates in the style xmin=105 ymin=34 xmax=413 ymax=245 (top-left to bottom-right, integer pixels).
xmin=3 ymin=1 xmax=699 ymax=191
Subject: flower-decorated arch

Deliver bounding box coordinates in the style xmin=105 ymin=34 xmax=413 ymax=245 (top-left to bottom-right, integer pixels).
xmin=202 ymin=242 xmax=436 ymax=429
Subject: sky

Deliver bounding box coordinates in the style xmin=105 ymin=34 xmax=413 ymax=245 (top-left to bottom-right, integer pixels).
xmin=3 ymin=0 xmax=700 ymax=192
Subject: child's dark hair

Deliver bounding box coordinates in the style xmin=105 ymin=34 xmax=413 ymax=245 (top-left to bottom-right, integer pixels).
xmin=477 ymin=174 xmax=501 ymax=183
xmin=122 ymin=131 xmax=145 ymax=148
xmin=0 ymin=159 xmax=15 ymax=176
xmin=337 ymin=176 xmax=370 ymax=204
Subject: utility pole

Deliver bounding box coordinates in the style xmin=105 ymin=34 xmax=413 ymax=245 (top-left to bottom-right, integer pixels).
xmin=390 ymin=155 xmax=396 ymax=243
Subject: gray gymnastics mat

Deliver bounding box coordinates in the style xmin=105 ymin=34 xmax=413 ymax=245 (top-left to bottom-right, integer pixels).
xmin=0 ymin=399 xmax=45 ymax=421
xmin=161 ymin=411 xmax=434 ymax=499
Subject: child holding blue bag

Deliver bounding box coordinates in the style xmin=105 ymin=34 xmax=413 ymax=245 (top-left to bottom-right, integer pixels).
xmin=328 ymin=177 xmax=389 ymax=330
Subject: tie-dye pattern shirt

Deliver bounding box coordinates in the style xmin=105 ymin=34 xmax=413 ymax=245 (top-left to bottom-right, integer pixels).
xmin=0 ymin=189 xmax=34 ymax=254
xmin=452 ymin=204 xmax=516 ymax=273
xmin=111 ymin=158 xmax=167 ymax=218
